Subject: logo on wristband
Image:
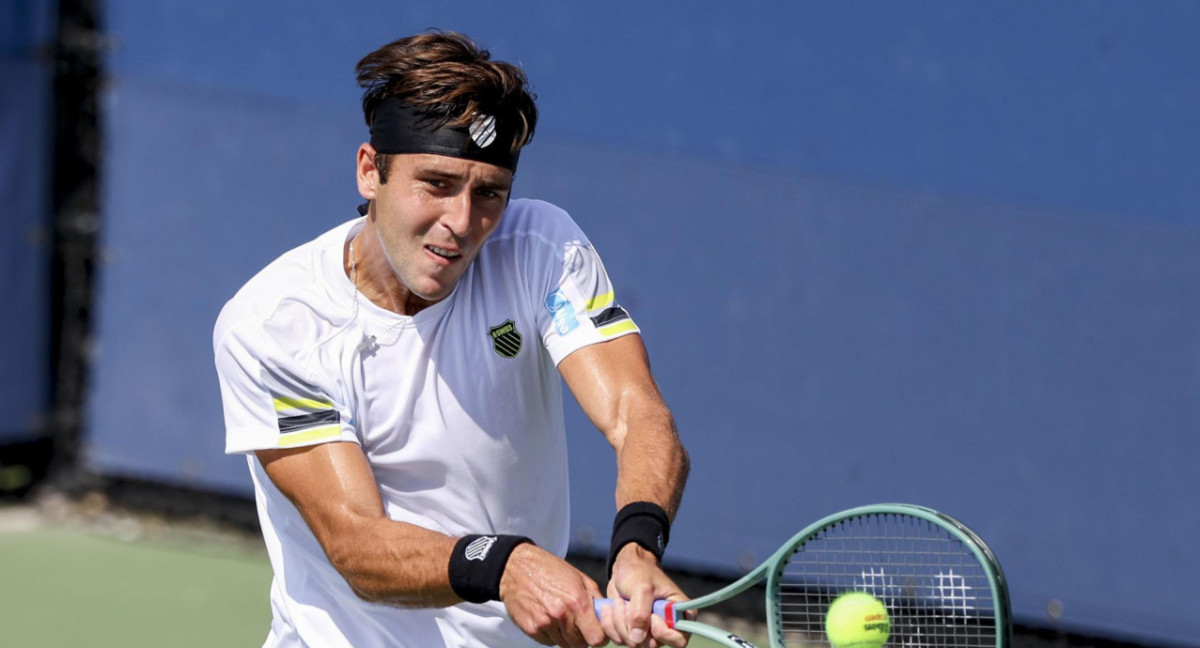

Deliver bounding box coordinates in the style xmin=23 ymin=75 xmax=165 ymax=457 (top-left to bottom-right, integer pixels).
xmin=464 ymin=535 xmax=498 ymax=561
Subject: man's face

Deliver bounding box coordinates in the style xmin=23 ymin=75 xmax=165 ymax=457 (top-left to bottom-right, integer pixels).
xmin=358 ymin=148 xmax=513 ymax=305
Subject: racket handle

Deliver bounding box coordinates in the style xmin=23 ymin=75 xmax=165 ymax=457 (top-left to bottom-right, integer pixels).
xmin=592 ymin=598 xmax=678 ymax=628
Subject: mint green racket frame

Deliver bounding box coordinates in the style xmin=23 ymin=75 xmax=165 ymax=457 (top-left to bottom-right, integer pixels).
xmin=668 ymin=503 xmax=1012 ymax=648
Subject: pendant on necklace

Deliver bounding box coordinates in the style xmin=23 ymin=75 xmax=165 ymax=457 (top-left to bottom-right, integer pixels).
xmin=359 ymin=333 xmax=377 ymax=353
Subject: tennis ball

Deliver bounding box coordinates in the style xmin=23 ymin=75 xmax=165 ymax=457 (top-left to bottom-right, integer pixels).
xmin=825 ymin=592 xmax=890 ymax=648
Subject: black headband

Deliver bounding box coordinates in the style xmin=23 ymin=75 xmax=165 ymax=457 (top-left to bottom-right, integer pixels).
xmin=369 ymin=96 xmax=522 ymax=172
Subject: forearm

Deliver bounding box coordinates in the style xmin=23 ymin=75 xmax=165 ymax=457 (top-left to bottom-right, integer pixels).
xmin=317 ymin=512 xmax=460 ymax=607
xmin=557 ymin=335 xmax=691 ymax=646
xmin=611 ymin=396 xmax=689 ymax=518
xmin=258 ymin=443 xmax=464 ymax=608
xmin=606 ymin=402 xmax=691 ymax=648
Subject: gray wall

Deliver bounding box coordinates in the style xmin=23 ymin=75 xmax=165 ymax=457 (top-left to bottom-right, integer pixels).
xmin=83 ymin=2 xmax=1199 ymax=644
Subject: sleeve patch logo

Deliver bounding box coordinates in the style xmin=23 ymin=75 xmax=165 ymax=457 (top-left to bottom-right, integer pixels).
xmin=544 ymin=290 xmax=579 ymax=335
xmin=488 ymin=320 xmax=523 ymax=358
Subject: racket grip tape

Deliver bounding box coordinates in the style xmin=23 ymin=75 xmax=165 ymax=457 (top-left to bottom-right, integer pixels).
xmin=592 ymin=598 xmax=677 ymax=629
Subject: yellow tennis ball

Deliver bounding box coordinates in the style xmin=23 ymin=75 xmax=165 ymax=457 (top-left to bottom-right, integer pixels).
xmin=825 ymin=592 xmax=890 ymax=648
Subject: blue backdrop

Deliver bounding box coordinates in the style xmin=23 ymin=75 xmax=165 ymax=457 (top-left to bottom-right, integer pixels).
xmin=0 ymin=0 xmax=54 ymax=444
xmin=84 ymin=3 xmax=1199 ymax=645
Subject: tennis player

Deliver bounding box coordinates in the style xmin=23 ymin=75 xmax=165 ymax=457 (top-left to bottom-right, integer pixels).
xmin=214 ymin=31 xmax=690 ymax=648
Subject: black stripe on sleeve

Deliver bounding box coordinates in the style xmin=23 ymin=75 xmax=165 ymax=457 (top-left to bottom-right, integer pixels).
xmin=278 ymin=409 xmax=340 ymax=434
xmin=590 ymin=306 xmax=630 ymax=328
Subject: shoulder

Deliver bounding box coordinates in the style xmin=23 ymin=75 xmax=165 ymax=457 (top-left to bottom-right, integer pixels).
xmin=213 ymin=220 xmax=356 ymax=360
xmin=487 ymin=198 xmax=590 ymax=254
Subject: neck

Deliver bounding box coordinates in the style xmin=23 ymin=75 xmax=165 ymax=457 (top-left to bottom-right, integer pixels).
xmin=347 ymin=223 xmax=432 ymax=317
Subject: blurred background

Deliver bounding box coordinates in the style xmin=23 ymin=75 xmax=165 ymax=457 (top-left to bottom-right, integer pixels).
xmin=2 ymin=1 xmax=1197 ymax=646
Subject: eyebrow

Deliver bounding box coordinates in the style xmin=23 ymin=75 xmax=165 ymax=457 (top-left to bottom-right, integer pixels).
xmin=476 ymin=179 xmax=512 ymax=193
xmin=419 ymin=167 xmax=511 ymax=192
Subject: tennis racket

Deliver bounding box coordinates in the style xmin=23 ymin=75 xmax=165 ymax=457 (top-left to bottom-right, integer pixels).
xmin=595 ymin=503 xmax=1011 ymax=648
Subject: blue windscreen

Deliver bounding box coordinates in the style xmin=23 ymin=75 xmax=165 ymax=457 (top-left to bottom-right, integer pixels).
xmin=87 ymin=3 xmax=1200 ymax=644
xmin=0 ymin=0 xmax=54 ymax=443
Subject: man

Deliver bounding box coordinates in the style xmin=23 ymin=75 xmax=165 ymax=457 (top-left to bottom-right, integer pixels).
xmin=214 ymin=31 xmax=690 ymax=648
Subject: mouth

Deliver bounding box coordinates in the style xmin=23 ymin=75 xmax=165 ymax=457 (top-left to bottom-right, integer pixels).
xmin=426 ymin=244 xmax=463 ymax=263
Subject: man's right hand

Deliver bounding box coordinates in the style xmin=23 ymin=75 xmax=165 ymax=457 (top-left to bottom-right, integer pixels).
xmin=499 ymin=543 xmax=610 ymax=647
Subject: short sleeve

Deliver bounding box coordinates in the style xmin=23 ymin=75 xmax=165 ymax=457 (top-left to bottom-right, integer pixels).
xmin=215 ymin=318 xmax=358 ymax=455
xmin=537 ymin=237 xmax=640 ymax=365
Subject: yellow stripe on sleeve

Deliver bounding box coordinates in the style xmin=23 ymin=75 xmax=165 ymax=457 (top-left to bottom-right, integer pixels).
xmin=276 ymin=425 xmax=342 ymax=448
xmin=598 ymin=320 xmax=638 ymax=337
xmin=585 ymin=291 xmax=614 ymax=311
xmin=273 ymin=396 xmax=333 ymax=412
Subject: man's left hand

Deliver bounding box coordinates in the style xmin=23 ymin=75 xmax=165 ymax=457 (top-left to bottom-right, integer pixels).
xmin=600 ymin=543 xmax=689 ymax=648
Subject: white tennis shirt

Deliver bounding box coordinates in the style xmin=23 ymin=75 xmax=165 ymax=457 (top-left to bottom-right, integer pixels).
xmin=214 ymin=198 xmax=639 ymax=647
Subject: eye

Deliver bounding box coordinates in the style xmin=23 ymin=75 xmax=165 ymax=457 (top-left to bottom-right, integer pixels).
xmin=424 ymin=178 xmax=448 ymax=189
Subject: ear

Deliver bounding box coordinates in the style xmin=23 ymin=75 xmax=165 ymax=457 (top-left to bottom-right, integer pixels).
xmin=356 ymin=143 xmax=380 ymax=200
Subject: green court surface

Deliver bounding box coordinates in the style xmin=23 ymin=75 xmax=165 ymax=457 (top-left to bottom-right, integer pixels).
xmin=0 ymin=518 xmax=274 ymax=646
xmin=0 ymin=512 xmax=734 ymax=648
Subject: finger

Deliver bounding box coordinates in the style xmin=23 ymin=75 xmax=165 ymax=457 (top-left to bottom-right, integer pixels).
xmin=559 ymin=614 xmax=591 ymax=648
xmin=648 ymin=615 xmax=689 ymax=648
xmin=626 ymin=588 xmax=655 ymax=646
xmin=578 ymin=580 xmax=610 ymax=646
xmin=611 ymin=597 xmax=635 ymax=646
xmin=528 ymin=613 xmax=570 ymax=648
xmin=544 ymin=624 xmax=574 ymax=648
xmin=597 ymin=600 xmax=623 ymax=646
xmin=575 ymin=602 xmax=608 ymax=647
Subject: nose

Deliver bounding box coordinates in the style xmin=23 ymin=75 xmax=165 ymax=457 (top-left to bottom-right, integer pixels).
xmin=441 ymin=192 xmax=472 ymax=238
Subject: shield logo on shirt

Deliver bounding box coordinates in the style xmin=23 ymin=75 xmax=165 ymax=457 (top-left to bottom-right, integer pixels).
xmin=488 ymin=319 xmax=522 ymax=358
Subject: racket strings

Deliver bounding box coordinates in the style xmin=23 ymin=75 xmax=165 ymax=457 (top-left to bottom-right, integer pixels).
xmin=770 ymin=514 xmax=997 ymax=648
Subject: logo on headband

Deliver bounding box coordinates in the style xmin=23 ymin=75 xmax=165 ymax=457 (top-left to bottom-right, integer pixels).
xmin=469 ymin=114 xmax=498 ymax=148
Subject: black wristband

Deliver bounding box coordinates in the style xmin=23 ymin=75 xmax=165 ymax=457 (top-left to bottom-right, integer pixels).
xmin=607 ymin=502 xmax=671 ymax=579
xmin=448 ymin=534 xmax=533 ymax=604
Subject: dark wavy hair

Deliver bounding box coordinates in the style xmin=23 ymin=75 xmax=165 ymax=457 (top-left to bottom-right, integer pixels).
xmin=356 ymin=31 xmax=538 ymax=181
